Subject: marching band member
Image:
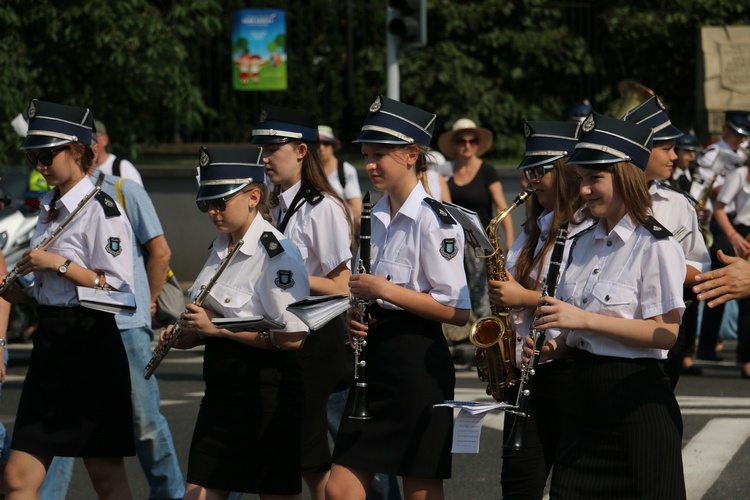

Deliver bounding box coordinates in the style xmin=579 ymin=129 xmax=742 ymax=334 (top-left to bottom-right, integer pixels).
xmin=623 ymin=97 xmax=711 ymax=386
xmin=163 ymin=147 xmax=309 ymax=499
xmin=532 ymin=113 xmax=686 ymax=499
xmin=326 ymin=96 xmax=470 ymax=500
xmin=489 ymin=120 xmax=585 ymax=499
xmin=695 ymin=111 xmax=750 ymax=362
xmin=2 ymin=100 xmax=136 ymax=499
xmin=711 ymin=159 xmax=750 ymax=378
xmin=252 ymin=105 xmax=353 ymax=500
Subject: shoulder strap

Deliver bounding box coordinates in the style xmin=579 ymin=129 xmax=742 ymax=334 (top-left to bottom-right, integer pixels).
xmin=277 ymin=183 xmax=323 ymax=234
xmin=95 ymin=191 xmax=121 ymax=217
xmin=423 ymin=197 xmax=456 ymax=225
xmin=113 ymin=157 xmax=122 ymax=177
xmin=642 ymin=215 xmax=672 ymax=239
xmin=260 ymin=231 xmax=285 ymax=258
xmin=115 ymin=178 xmax=128 ymax=217
xmin=337 ymin=160 xmax=346 ymax=189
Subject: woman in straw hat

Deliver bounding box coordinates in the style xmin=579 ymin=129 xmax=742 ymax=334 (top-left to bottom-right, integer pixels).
xmin=438 ymin=118 xmax=515 ymax=320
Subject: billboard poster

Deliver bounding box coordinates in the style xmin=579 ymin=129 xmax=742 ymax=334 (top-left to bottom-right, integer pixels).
xmin=232 ymin=9 xmax=287 ymax=91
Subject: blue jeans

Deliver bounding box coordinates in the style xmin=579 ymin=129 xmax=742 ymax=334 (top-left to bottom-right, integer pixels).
xmin=41 ymin=326 xmax=184 ymax=500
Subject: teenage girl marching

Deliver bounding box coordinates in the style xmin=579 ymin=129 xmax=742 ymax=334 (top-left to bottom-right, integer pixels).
xmin=532 ymin=113 xmax=686 ymax=499
xmin=2 ymin=100 xmax=136 ymax=499
xmin=251 ymin=105 xmax=353 ymax=500
xmin=488 ymin=120 xmax=586 ymax=499
xmin=162 ymin=146 xmax=310 ymax=499
xmin=325 ymin=96 xmax=471 ymax=500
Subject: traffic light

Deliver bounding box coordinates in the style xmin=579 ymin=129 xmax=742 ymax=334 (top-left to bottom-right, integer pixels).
xmin=388 ymin=0 xmax=427 ymax=49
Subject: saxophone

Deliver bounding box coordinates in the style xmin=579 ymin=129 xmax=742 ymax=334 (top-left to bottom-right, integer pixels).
xmin=694 ymin=170 xmax=721 ymax=248
xmin=469 ymin=190 xmax=532 ymax=402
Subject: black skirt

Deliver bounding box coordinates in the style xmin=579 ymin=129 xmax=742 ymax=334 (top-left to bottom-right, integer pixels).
xmin=297 ymin=313 xmax=353 ymax=474
xmin=550 ymin=349 xmax=686 ymax=499
xmin=187 ymin=337 xmax=304 ymax=494
xmin=12 ymin=306 xmax=134 ymax=457
xmin=332 ymin=305 xmax=455 ymax=479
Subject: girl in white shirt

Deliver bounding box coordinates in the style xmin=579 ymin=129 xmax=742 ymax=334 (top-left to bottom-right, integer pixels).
xmin=531 ymin=113 xmax=687 ymax=499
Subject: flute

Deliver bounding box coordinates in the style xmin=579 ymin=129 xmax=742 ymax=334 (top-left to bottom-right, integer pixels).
xmin=349 ymin=191 xmax=373 ymax=420
xmin=504 ymin=219 xmax=569 ymax=451
xmin=0 ymin=184 xmax=101 ymax=296
xmin=144 ymin=239 xmax=244 ymax=379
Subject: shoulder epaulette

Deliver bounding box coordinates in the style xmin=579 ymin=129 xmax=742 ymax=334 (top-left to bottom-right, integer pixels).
xmin=95 ymin=191 xmax=121 ymax=217
xmin=423 ymin=198 xmax=456 ymax=225
xmin=260 ymin=231 xmax=285 ymax=258
xmin=642 ymin=215 xmax=672 ymax=239
xmin=301 ymin=186 xmax=324 ymax=206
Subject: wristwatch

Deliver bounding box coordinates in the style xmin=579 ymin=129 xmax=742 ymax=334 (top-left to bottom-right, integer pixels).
xmin=57 ymin=259 xmax=72 ymax=276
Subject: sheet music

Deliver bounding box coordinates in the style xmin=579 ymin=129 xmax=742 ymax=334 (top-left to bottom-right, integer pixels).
xmin=442 ymin=202 xmax=494 ymax=253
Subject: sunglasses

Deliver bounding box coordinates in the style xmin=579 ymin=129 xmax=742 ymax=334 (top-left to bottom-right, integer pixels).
xmin=523 ymin=165 xmax=554 ymax=182
xmin=454 ymin=138 xmax=479 ymax=147
xmin=26 ymin=146 xmax=69 ymax=167
xmin=196 ymin=190 xmax=244 ymax=213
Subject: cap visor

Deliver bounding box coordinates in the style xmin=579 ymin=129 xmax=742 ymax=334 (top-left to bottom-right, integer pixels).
xmin=19 ymin=136 xmax=71 ymax=150
xmin=567 ymin=149 xmax=623 ymax=167
xmin=251 ymin=135 xmax=293 ymax=144
xmin=196 ymin=184 xmax=246 ymax=201
xmin=729 ymin=123 xmax=750 ymax=136
xmin=653 ymin=124 xmax=684 ymax=141
xmin=517 ymin=154 xmax=563 ymax=170
xmin=353 ymin=130 xmax=411 ymax=145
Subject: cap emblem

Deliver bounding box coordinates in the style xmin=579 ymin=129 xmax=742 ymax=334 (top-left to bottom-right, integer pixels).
xmin=199 ymin=149 xmax=210 ymax=167
xmin=27 ymin=101 xmax=36 ymax=118
xmin=369 ymin=96 xmax=382 ymax=113
xmin=523 ymin=121 xmax=532 ymax=138
xmin=582 ymin=114 xmax=595 ymax=134
xmin=258 ymin=108 xmax=268 ymax=122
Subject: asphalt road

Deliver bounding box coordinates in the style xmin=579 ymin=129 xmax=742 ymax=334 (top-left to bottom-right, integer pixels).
xmin=3 ymin=338 xmax=750 ymax=499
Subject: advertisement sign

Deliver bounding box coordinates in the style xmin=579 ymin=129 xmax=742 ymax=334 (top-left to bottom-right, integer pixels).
xmin=232 ymin=9 xmax=287 ymax=91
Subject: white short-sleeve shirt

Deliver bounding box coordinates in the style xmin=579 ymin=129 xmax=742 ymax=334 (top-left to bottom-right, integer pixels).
xmin=327 ymin=161 xmax=362 ymax=202
xmin=649 ymin=181 xmax=710 ymax=273
xmin=31 ymin=176 xmax=135 ymax=306
xmin=369 ymin=182 xmax=470 ymax=311
xmin=272 ymin=181 xmax=353 ymax=277
xmin=717 ymin=166 xmax=750 ymax=226
xmin=558 ymin=214 xmax=686 ymax=359
xmin=188 ymin=215 xmax=309 ymax=334
xmin=98 ymin=154 xmax=144 ymax=187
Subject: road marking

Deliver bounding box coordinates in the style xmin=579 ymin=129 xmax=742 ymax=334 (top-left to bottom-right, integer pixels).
xmin=682 ymin=418 xmax=750 ymax=500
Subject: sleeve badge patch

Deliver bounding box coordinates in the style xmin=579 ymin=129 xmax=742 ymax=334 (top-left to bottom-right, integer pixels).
xmin=106 ymin=237 xmax=122 ymax=257
xmin=275 ymin=270 xmax=295 ymax=289
xmin=440 ymin=238 xmax=457 ymax=260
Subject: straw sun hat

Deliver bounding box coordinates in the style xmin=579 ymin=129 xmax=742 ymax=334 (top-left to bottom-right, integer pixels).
xmin=437 ymin=118 xmax=494 ymax=159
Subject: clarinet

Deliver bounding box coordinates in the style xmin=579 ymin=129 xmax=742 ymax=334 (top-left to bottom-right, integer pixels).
xmin=504 ymin=219 xmax=569 ymax=451
xmin=349 ymin=191 xmax=373 ymax=420
xmin=0 ymin=184 xmax=101 ymax=295
xmin=144 ymin=239 xmax=244 ymax=379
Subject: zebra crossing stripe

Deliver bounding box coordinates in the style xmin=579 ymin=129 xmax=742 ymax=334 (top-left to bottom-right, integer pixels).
xmin=682 ymin=418 xmax=750 ymax=500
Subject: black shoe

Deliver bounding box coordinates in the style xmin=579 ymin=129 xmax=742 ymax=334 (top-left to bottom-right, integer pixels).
xmin=696 ymin=351 xmax=723 ymax=361
xmin=681 ymin=365 xmax=703 ymax=376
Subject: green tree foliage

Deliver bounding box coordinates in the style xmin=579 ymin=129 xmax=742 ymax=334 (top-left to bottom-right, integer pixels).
xmin=0 ymin=0 xmax=222 ymax=161
xmin=2 ymin=0 xmax=749 ymax=163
